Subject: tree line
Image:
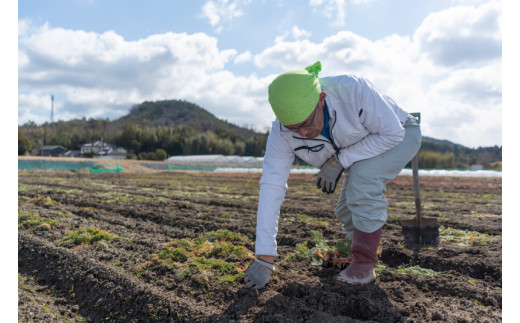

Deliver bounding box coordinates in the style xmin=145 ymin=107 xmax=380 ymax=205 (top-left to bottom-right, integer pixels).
xmin=18 ymin=121 xmax=502 ymax=169
xmin=18 ymin=118 xmax=267 ymax=159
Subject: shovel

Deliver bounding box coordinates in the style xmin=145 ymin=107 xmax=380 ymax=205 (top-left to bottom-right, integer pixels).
xmin=401 ymin=113 xmax=440 ymax=244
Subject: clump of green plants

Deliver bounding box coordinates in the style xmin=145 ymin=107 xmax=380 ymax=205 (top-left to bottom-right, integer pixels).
xmin=284 ymin=213 xmax=329 ymax=227
xmin=284 ymin=231 xmax=327 ymax=261
xmin=60 ymin=227 xmax=118 ymax=246
xmin=103 ymin=192 xmax=146 ymax=204
xmin=18 ymin=211 xmax=59 ymax=231
xmin=59 ymin=210 xmax=73 ymax=217
xmin=18 ymin=185 xmax=37 ymax=194
xmin=33 ymin=195 xmax=61 ymax=206
xmin=139 ymin=231 xmax=255 ymax=285
xmin=206 ymin=229 xmax=251 ymax=244
xmin=440 ymin=226 xmax=501 ymax=246
xmin=376 ymin=263 xmax=439 ymax=279
xmin=283 ymin=231 xmax=354 ymax=269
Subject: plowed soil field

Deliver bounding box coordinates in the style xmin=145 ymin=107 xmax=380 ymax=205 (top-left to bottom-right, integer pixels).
xmin=18 ymin=170 xmax=502 ymax=322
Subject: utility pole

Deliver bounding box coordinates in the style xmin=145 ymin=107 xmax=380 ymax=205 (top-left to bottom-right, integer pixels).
xmin=50 ymin=94 xmax=54 ymax=122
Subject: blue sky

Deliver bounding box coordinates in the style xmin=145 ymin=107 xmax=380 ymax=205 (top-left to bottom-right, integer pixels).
xmin=16 ymin=0 xmax=503 ymax=148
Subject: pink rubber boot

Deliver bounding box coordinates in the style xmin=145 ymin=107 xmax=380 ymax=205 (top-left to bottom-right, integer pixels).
xmin=335 ymin=226 xmax=382 ymax=284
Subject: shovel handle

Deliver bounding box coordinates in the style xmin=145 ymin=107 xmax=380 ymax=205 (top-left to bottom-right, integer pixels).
xmin=410 ymin=112 xmax=422 ymax=224
xmin=411 ymin=154 xmax=421 ymax=222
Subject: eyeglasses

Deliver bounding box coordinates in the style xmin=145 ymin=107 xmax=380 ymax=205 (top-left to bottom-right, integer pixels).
xmin=280 ymin=107 xmax=319 ymax=133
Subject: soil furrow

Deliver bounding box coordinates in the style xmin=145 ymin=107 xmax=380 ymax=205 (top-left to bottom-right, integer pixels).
xmin=19 ymin=232 xmax=216 ymax=322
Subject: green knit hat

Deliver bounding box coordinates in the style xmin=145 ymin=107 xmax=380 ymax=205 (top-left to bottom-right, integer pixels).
xmin=268 ymin=61 xmax=322 ymax=125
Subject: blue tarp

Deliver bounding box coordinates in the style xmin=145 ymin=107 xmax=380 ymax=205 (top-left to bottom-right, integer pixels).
xmin=18 ymin=160 xmax=98 ymax=171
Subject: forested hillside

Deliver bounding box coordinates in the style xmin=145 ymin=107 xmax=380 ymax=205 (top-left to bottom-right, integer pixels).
xmin=419 ymin=137 xmax=501 ymax=169
xmin=18 ymin=99 xmax=501 ymax=169
xmin=19 ymin=100 xmax=267 ymax=159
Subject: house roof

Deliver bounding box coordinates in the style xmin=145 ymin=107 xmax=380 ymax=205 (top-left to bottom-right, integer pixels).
xmin=106 ymin=149 xmax=127 ymax=156
xmin=81 ymin=141 xmax=113 ymax=148
xmin=39 ymin=145 xmax=67 ymax=151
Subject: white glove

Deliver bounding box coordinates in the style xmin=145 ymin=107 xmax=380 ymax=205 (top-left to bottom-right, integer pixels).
xmin=316 ymin=155 xmax=344 ymax=194
xmin=244 ymin=258 xmax=274 ymax=289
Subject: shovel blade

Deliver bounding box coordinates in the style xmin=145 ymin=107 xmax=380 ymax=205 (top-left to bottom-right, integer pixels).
xmin=401 ymin=217 xmax=440 ymax=244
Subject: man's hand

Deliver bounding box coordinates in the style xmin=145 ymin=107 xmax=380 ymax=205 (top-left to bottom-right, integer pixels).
xmin=316 ymin=155 xmax=344 ymax=194
xmin=244 ymin=258 xmax=274 ymax=289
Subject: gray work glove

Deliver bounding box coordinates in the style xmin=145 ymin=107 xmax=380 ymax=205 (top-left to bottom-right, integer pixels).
xmin=316 ymin=155 xmax=344 ymax=194
xmin=244 ymin=258 xmax=275 ymax=289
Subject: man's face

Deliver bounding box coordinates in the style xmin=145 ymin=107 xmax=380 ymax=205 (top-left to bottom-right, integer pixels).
xmin=284 ymin=92 xmax=326 ymax=138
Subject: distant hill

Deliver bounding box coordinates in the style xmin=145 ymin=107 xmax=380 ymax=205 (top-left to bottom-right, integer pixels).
xmin=422 ymin=136 xmax=466 ymax=151
xmin=115 ymin=100 xmax=257 ymax=138
xmin=18 ymin=99 xmax=501 ymax=168
xmin=421 ymin=136 xmax=501 ymax=168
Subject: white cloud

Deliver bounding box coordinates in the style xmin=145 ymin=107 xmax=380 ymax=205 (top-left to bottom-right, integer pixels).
xmin=234 ymin=51 xmax=252 ymax=64
xmin=309 ymin=0 xmax=347 ymax=26
xmin=274 ymin=25 xmax=312 ymax=43
xmin=291 ymin=26 xmax=312 ymax=39
xmin=18 ymin=18 xmax=33 ymax=37
xmin=255 ymin=31 xmax=372 ymax=72
xmin=414 ymin=1 xmax=501 ymax=66
xmin=432 ymin=62 xmax=501 ymax=108
xmin=200 ymin=0 xmax=252 ymax=31
xmin=18 ymin=92 xmax=54 ymax=125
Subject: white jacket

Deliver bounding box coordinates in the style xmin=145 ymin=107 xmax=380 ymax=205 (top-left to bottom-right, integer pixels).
xmin=255 ymin=74 xmax=409 ymax=256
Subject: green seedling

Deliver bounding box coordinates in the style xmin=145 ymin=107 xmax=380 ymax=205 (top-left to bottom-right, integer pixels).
xmin=18 ymin=211 xmax=59 ymax=231
xmin=474 ymin=299 xmax=484 ymax=307
xmin=284 ymin=241 xmax=310 ymax=262
xmin=334 ymin=238 xmax=352 ymax=256
xmin=33 ymin=195 xmax=61 ymax=206
xmin=376 ymin=263 xmax=439 ymax=279
xmin=440 ymin=226 xmax=501 ymax=246
xmin=389 ymin=214 xmax=401 ymax=221
xmin=140 ymin=232 xmax=255 ymax=285
xmin=283 ymin=231 xmax=354 ymax=268
xmin=59 ymin=210 xmax=73 ymax=217
xmin=206 ymin=229 xmax=251 ymax=243
xmin=396 ymin=265 xmax=438 ymax=278
xmin=60 ymin=227 xmax=118 ymax=245
xmin=18 ymin=185 xmax=38 ymax=194
xmin=283 ymin=213 xmax=329 ymax=227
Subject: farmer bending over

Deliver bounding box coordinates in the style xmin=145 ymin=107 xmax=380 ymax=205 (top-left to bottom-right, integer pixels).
xmin=244 ymin=61 xmax=421 ymax=289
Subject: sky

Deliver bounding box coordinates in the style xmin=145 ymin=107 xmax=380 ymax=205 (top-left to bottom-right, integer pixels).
xmin=16 ymin=0 xmax=504 ymax=148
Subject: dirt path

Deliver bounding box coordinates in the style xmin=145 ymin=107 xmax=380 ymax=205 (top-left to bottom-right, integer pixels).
xmin=18 ymin=170 xmax=502 ymax=322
